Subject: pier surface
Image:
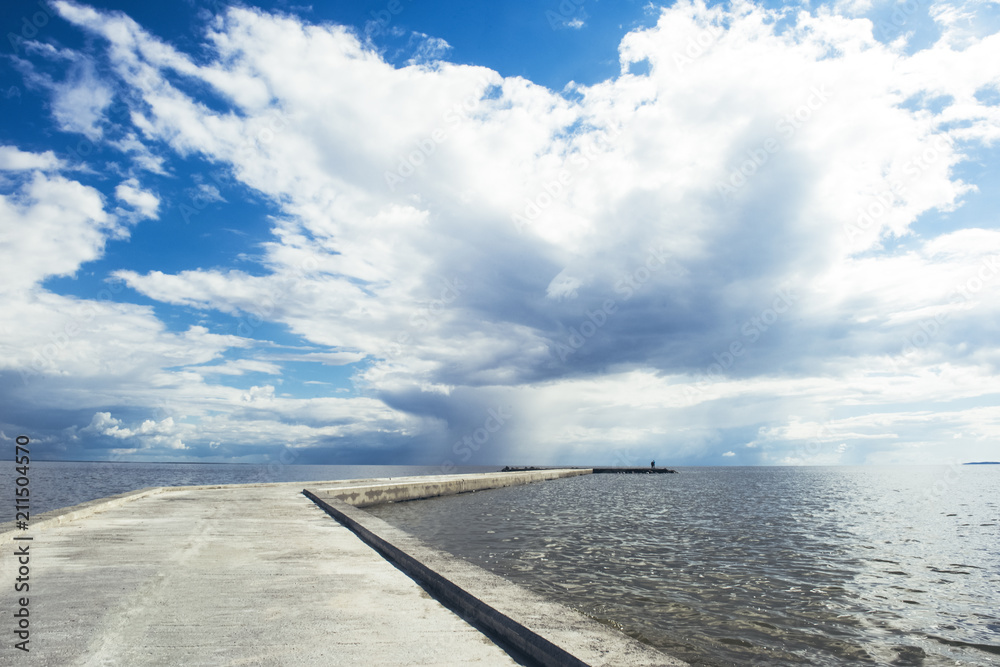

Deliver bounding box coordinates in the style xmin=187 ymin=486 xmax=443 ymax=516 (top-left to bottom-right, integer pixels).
xmin=1 ymin=470 xmax=685 ymax=666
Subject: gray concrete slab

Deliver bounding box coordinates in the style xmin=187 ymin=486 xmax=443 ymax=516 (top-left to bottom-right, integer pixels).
xmin=0 ymin=484 xmax=523 ymax=666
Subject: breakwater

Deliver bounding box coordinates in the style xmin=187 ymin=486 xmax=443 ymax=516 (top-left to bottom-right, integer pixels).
xmin=0 ymin=470 xmax=687 ymax=666
xmin=501 ymin=466 xmax=678 ymax=474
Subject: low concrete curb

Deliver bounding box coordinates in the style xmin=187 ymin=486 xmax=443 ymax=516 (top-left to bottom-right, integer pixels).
xmin=304 ymin=490 xmax=687 ymax=667
xmin=0 ymin=486 xmax=165 ymax=543
xmin=310 ymin=468 xmax=592 ymax=507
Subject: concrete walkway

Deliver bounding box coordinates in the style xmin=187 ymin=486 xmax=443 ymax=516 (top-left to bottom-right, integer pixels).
xmin=0 ymin=484 xmax=522 ymax=666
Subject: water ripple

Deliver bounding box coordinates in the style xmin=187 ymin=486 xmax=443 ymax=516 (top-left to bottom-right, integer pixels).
xmin=370 ymin=466 xmax=1000 ymax=667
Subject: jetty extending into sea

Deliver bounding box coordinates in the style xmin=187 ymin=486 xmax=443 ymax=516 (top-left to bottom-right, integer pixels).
xmin=0 ymin=468 xmax=686 ymax=666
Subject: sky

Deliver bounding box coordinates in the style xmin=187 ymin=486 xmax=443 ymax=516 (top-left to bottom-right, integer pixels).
xmin=0 ymin=0 xmax=998 ymax=467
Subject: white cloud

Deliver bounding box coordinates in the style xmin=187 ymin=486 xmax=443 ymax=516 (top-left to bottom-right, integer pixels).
xmin=84 ymin=411 xmax=133 ymax=438
xmin=271 ymin=351 xmax=368 ymax=366
xmin=406 ymin=33 xmax=452 ymax=65
xmin=50 ymin=62 xmax=113 ymax=139
xmin=108 ymin=133 xmax=169 ymax=174
xmin=189 ymin=183 xmax=225 ymax=204
xmin=115 ymin=178 xmax=160 ymax=220
xmin=835 ymin=0 xmax=874 ymax=16
xmin=546 ymin=271 xmax=582 ymax=300
xmin=15 ymin=40 xmax=115 ymax=140
xmin=0 ymin=170 xmax=120 ymax=293
xmin=241 ymin=384 xmax=276 ymax=403
xmin=0 ymin=146 xmax=64 ymax=171
xmin=83 ymin=412 xmax=188 ymax=450
xmin=1 ymin=0 xmax=995 ymax=463
xmin=189 ymin=359 xmax=283 ymax=376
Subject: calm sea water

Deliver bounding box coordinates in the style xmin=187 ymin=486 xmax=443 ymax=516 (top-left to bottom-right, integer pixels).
xmin=368 ymin=466 xmax=1000 ymax=666
xmin=2 ymin=460 xmax=496 ymax=518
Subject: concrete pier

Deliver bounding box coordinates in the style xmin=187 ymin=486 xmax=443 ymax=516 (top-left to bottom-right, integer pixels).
xmin=309 ymin=468 xmax=592 ymax=507
xmin=0 ymin=470 xmax=686 ymax=666
xmin=500 ymin=467 xmax=677 ymax=474
xmin=591 ymin=467 xmax=677 ymax=474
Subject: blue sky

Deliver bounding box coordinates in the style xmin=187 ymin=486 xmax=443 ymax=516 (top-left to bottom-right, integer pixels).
xmin=1 ymin=0 xmax=998 ymax=466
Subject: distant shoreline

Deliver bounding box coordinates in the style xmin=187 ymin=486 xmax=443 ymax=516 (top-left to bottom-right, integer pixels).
xmin=963 ymin=461 xmax=1000 ymax=465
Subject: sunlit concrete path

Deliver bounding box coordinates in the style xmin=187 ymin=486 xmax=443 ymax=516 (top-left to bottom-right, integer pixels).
xmin=0 ymin=483 xmax=523 ymax=666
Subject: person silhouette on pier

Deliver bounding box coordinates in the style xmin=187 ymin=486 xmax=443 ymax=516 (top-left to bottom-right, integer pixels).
xmin=651 ymin=460 xmax=655 ymax=469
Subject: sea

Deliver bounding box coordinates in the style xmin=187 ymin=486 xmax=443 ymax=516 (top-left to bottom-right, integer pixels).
xmin=5 ymin=461 xmax=998 ymax=666
xmin=369 ymin=466 xmax=1000 ymax=666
